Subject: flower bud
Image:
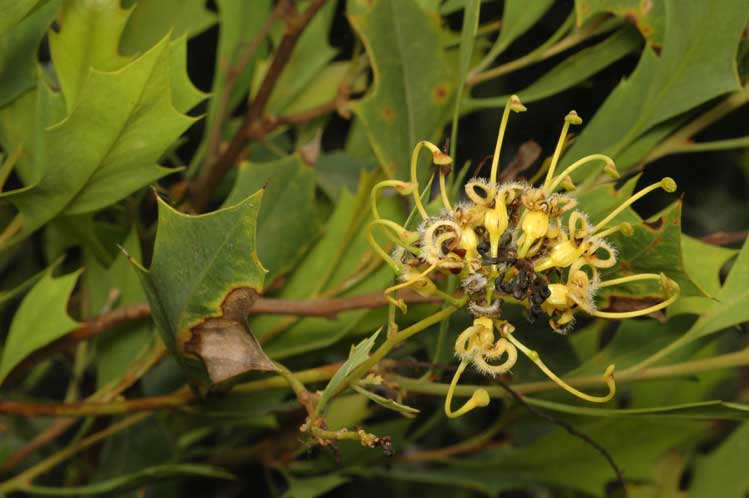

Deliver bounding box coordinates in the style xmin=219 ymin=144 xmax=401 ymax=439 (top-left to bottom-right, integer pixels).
xmin=521 ymin=210 xmax=549 ymax=242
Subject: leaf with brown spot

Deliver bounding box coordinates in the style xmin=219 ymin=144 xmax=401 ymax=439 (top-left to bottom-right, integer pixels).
xmin=129 ymin=190 xmax=273 ymax=388
xmin=348 ymin=0 xmax=453 ymax=179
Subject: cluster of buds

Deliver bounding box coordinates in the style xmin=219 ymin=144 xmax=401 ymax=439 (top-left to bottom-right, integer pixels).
xmin=369 ymin=95 xmax=680 ymax=417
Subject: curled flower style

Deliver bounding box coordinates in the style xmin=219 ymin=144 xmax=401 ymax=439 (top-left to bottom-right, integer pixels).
xmin=368 ymin=95 xmax=680 ymax=417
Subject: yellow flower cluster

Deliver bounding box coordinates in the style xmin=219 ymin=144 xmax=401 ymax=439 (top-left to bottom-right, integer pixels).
xmin=368 ymin=95 xmax=680 ymax=417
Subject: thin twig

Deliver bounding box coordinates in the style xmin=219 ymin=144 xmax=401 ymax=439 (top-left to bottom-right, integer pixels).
xmin=205 ymin=2 xmax=285 ymax=165
xmin=701 ymin=230 xmax=748 ymax=246
xmin=191 ymin=0 xmax=329 ymax=211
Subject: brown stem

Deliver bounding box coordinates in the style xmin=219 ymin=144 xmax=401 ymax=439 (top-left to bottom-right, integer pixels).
xmin=701 ymin=230 xmax=748 ymax=246
xmin=191 ymin=0 xmax=329 ymax=211
xmin=205 ymin=2 xmax=285 ymax=165
xmin=4 ymin=291 xmax=439 ymax=383
xmin=0 ymin=388 xmax=195 ymax=418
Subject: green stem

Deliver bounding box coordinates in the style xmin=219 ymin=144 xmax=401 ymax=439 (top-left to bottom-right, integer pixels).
xmin=0 ymin=214 xmax=23 ymax=247
xmin=394 ymin=348 xmax=749 ymax=398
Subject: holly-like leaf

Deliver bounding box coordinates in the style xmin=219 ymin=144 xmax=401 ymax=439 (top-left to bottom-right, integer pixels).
xmin=120 ymin=0 xmax=217 ymax=55
xmin=348 ymin=0 xmax=454 ymax=178
xmin=222 ymin=155 xmax=321 ymax=284
xmin=0 ymin=0 xmax=59 ymax=108
xmin=0 ymin=0 xmax=48 ymax=37
xmin=130 ymin=191 xmax=275 ymax=387
xmin=565 ymin=0 xmax=746 ymax=178
xmin=575 ymin=0 xmax=666 ymax=46
xmin=48 ymin=0 xmax=134 ymax=108
xmin=0 ymin=37 xmax=196 ymax=246
xmin=0 ymin=269 xmax=81 ymax=383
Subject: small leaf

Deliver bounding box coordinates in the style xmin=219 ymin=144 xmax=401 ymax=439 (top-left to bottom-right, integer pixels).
xmin=318 ymin=329 xmax=380 ymax=413
xmin=0 ymin=269 xmax=82 ymax=383
xmin=130 ymin=191 xmax=275 ymax=387
xmin=352 ymin=384 xmax=420 ymax=417
xmin=348 ymin=0 xmax=454 ymax=178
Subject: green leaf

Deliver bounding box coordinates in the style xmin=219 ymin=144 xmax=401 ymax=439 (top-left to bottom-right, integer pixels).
xmin=467 ymin=27 xmax=642 ymax=110
xmin=688 ymin=422 xmax=749 ymax=498
xmin=315 ymin=152 xmax=377 ymax=202
xmin=680 ymin=235 xmax=737 ymax=297
xmin=352 ymin=384 xmax=420 ymax=417
xmin=85 ymin=229 xmax=152 ymax=388
xmin=0 ymin=0 xmax=59 ymax=107
xmin=564 ymin=0 xmax=746 ymax=177
xmin=23 ymin=464 xmax=234 ymax=496
xmin=120 ymin=0 xmax=217 ymax=55
xmin=281 ymin=474 xmax=348 ymax=498
xmin=575 ymin=0 xmax=666 ymax=46
xmin=0 ymin=269 xmax=81 ymax=383
xmin=525 ymin=397 xmax=749 ymax=420
xmin=0 ymin=37 xmax=196 ymax=246
xmin=318 ymin=329 xmax=380 ymax=413
xmin=48 ymin=0 xmax=134 ymax=108
xmin=600 ymin=201 xmax=705 ymax=300
xmin=131 ymin=191 xmax=275 ymax=387
xmin=385 ymin=419 xmax=704 ymax=496
xmin=222 ymin=155 xmax=321 ymax=283
xmin=637 ymin=237 xmax=749 ymax=368
xmin=470 ymin=0 xmax=555 ymax=75
xmin=0 ymin=256 xmax=61 ymax=312
xmin=0 ymin=0 xmax=48 ymax=37
xmin=348 ymin=0 xmax=454 ymax=178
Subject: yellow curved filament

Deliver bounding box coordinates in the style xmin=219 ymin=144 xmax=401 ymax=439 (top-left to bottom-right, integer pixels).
xmin=384 ymin=263 xmax=437 ymax=312
xmin=444 ymin=360 xmax=491 ymax=418
xmin=410 ymin=141 xmax=448 ymax=220
xmin=473 ymin=340 xmax=518 ymax=375
xmin=592 ymin=178 xmax=677 ymax=234
xmin=489 ymin=95 xmax=526 ymax=184
xmin=543 ymin=111 xmax=582 ymax=192
xmin=439 ymin=169 xmax=453 ymax=212
xmin=544 ymin=154 xmax=617 ymax=195
xmin=367 ymin=223 xmax=401 ymax=274
xmin=594 ymin=273 xmax=680 ymax=319
xmin=371 ymin=180 xmax=414 ymax=220
xmin=503 ymin=331 xmax=616 ymax=403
